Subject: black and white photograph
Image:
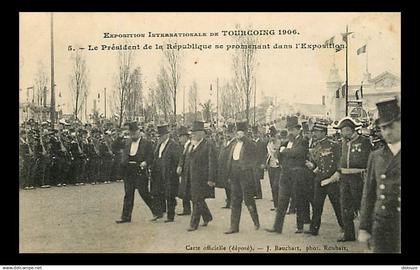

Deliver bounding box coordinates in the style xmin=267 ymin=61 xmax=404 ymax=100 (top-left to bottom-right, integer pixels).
xmin=18 ymin=12 xmax=401 ymax=254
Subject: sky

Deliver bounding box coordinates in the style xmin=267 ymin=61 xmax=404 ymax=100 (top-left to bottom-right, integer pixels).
xmin=19 ymin=12 xmax=400 ymax=116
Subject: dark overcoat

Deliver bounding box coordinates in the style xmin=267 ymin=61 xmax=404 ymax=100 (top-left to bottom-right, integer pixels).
xmin=151 ymin=139 xmax=181 ymax=198
xmin=188 ymin=139 xmax=217 ymax=201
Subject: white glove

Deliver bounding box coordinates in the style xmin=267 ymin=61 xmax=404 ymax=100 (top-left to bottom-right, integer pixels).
xmin=176 ymin=166 xmax=182 ymax=175
xmin=140 ymin=161 xmax=147 ymax=169
xmin=358 ymin=229 xmax=371 ymax=242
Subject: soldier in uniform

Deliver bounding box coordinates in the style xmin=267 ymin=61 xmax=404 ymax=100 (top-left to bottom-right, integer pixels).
xmin=19 ymin=129 xmax=33 ymax=189
xmin=68 ymin=129 xmax=85 ymax=186
xmin=216 ymin=123 xmax=236 ymax=209
xmin=99 ymin=130 xmax=114 ymax=184
xmin=359 ymin=97 xmax=401 ymax=253
xmin=151 ymin=124 xmax=181 ymax=222
xmin=266 ymin=116 xmax=309 ymax=234
xmin=334 ymin=116 xmax=372 ymax=242
xmin=225 ymin=121 xmax=260 ymax=234
xmin=304 ymin=121 xmax=344 ymax=236
xmin=186 ymin=121 xmax=217 ymax=231
xmin=176 ymin=126 xmax=192 ymax=216
xmin=252 ymin=126 xmax=267 ymax=200
xmin=111 ymin=129 xmax=125 ymax=182
xmin=116 ymin=122 xmax=161 ymax=223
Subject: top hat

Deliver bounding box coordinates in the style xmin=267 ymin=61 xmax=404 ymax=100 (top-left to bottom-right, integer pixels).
xmin=191 ymin=121 xmax=205 ymax=132
xmin=269 ymin=126 xmax=277 ymax=137
xmin=334 ymin=116 xmax=362 ymax=130
xmin=236 ymin=121 xmax=248 ymax=132
xmin=128 ymin=122 xmax=139 ymax=132
xmin=226 ymin=123 xmax=235 ymax=133
xmin=252 ymin=126 xmax=259 ymax=134
xmin=286 ymin=116 xmax=301 ymax=129
xmin=157 ymin=124 xmax=169 ymax=136
xmin=177 ymin=126 xmax=190 ymax=136
xmin=376 ymin=97 xmax=401 ymax=127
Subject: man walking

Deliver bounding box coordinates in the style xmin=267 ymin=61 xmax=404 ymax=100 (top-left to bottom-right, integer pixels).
xmin=116 ymin=122 xmax=161 ymax=223
xmin=225 ymin=121 xmax=260 ymax=234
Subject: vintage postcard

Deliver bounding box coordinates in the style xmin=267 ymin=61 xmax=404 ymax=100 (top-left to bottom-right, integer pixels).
xmin=19 ymin=12 xmax=401 ymax=253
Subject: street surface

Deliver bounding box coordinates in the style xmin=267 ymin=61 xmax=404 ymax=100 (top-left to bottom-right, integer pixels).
xmin=20 ymin=173 xmax=367 ymax=253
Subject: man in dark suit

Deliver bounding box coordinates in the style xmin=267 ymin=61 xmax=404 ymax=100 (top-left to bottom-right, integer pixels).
xmin=216 ymin=123 xmax=236 ymax=209
xmin=116 ymin=122 xmax=161 ymax=223
xmin=225 ymin=121 xmax=260 ymax=234
xmin=266 ymin=116 xmax=309 ymax=234
xmin=176 ymin=126 xmax=192 ymax=216
xmin=359 ymin=97 xmax=401 ymax=253
xmin=151 ymin=124 xmax=181 ymax=222
xmin=252 ymin=125 xmax=267 ymax=200
xmin=185 ymin=121 xmax=217 ymax=231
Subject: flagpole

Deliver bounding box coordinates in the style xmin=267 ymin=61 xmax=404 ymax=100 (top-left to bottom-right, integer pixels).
xmin=50 ymin=12 xmax=56 ymax=124
xmin=345 ymin=25 xmax=349 ymax=117
xmin=216 ymin=78 xmax=219 ymax=128
xmin=366 ymin=45 xmax=369 ymax=73
xmin=254 ymin=77 xmax=256 ymax=126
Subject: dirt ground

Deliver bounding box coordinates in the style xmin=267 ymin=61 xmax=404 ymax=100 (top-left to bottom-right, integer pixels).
xmin=19 ymin=173 xmax=368 ymax=253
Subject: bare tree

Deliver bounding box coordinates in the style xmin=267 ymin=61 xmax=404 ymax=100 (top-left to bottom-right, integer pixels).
xmin=200 ymin=99 xmax=214 ymax=122
xmin=232 ymin=25 xmax=258 ymax=123
xmin=126 ymin=67 xmax=143 ymax=121
xmin=69 ymin=48 xmax=89 ymax=121
xmin=220 ymin=81 xmax=244 ymax=121
xmin=188 ymin=80 xmax=199 ymax=121
xmin=155 ymin=67 xmax=172 ymax=122
xmin=114 ymin=49 xmax=134 ymax=127
xmin=163 ymin=41 xmax=182 ymax=121
xmin=144 ymin=87 xmax=158 ymax=123
xmin=34 ymin=62 xmax=49 ymax=107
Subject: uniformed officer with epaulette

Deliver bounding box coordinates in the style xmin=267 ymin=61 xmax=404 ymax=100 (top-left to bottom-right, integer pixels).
xmin=334 ymin=116 xmax=372 ymax=242
xmin=358 ymin=97 xmax=401 ymax=253
xmin=304 ymin=120 xmax=343 ymax=236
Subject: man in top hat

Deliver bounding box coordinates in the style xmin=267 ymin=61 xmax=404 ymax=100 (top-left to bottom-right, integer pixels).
xmin=176 ymin=126 xmax=193 ymax=216
xmin=359 ymin=97 xmax=401 ymax=253
xmin=334 ymin=116 xmax=372 ymax=242
xmin=216 ymin=123 xmax=236 ymax=209
xmin=116 ymin=122 xmax=161 ymax=223
xmin=252 ymin=125 xmax=267 ymax=200
xmin=266 ymin=115 xmax=310 ymax=234
xmin=151 ymin=124 xmax=181 ymax=222
xmin=266 ymin=125 xmax=283 ymax=211
xmin=225 ymin=121 xmax=260 ymax=234
xmin=184 ymin=121 xmax=217 ymax=231
xmin=304 ymin=120 xmax=344 ymax=236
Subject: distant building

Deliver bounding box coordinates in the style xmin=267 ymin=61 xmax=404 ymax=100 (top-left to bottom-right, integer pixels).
xmin=325 ymin=63 xmax=401 ymax=121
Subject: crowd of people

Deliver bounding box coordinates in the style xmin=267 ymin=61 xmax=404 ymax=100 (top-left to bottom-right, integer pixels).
xmin=19 ymin=97 xmax=400 ymax=253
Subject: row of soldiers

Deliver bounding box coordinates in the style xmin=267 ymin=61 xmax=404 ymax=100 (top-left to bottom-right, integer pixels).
xmin=19 ymin=121 xmax=127 ymax=189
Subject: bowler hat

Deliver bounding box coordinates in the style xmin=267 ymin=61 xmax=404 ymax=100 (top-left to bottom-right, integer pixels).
xmin=376 ymin=97 xmax=401 ymax=127
xmin=191 ymin=121 xmax=205 ymax=132
xmin=157 ymin=124 xmax=169 ymax=136
xmin=226 ymin=123 xmax=235 ymax=133
xmin=236 ymin=121 xmax=248 ymax=132
xmin=286 ymin=116 xmax=301 ymax=129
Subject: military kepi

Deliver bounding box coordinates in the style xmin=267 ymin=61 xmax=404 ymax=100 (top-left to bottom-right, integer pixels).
xmin=376 ymin=97 xmax=401 ymax=127
xmin=191 ymin=121 xmax=205 ymax=132
xmin=312 ymin=121 xmax=328 ymax=132
xmin=334 ymin=116 xmax=362 ymax=129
